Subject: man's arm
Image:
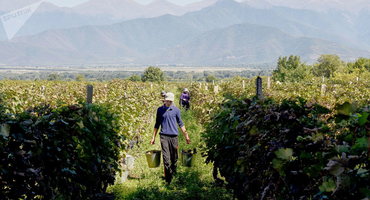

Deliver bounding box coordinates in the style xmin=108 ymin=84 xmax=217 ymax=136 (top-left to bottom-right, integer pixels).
xmin=151 ymin=108 xmax=161 ymax=145
xmin=150 ymin=128 xmax=158 ymax=145
xmin=180 ymin=126 xmax=191 ymax=144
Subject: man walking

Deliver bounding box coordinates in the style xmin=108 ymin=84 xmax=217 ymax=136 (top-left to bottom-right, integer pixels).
xmin=180 ymin=88 xmax=190 ymax=110
xmin=150 ymin=92 xmax=191 ymax=184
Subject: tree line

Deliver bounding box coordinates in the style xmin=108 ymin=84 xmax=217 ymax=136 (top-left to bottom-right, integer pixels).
xmin=272 ymin=54 xmax=370 ymax=83
xmin=2 ymin=55 xmax=368 ymax=82
xmin=0 ymin=66 xmax=272 ymax=82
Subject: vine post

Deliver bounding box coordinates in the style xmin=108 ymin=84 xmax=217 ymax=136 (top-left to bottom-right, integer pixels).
xmin=256 ymin=76 xmax=263 ymax=99
xmin=41 ymin=85 xmax=46 ymax=96
xmin=267 ymin=77 xmax=271 ymax=89
xmin=87 ymin=85 xmax=93 ymax=104
xmin=321 ymin=84 xmax=326 ymax=96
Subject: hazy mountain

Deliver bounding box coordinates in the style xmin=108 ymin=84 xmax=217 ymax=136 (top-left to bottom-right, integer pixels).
xmin=0 ymin=0 xmax=39 ymax=12
xmin=1 ymin=0 xmax=370 ymax=65
xmin=0 ymin=15 xmax=368 ymax=65
xmin=184 ymin=0 xmax=365 ymax=49
xmin=0 ymin=1 xmax=104 ymax=41
xmin=73 ymin=0 xmax=218 ymax=19
xmin=73 ymin=0 xmax=146 ymax=20
xmin=241 ymin=0 xmax=273 ymax=9
xmin=251 ymin=0 xmax=370 ymax=14
xmin=0 ymin=0 xmax=218 ymax=41
xmin=144 ymin=0 xmax=187 ymax=17
xmin=185 ymin=0 xmax=218 ymax=11
xmin=157 ymin=23 xmax=370 ymax=64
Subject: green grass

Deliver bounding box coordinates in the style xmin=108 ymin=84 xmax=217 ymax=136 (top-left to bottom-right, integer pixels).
xmin=107 ymin=88 xmax=233 ymax=200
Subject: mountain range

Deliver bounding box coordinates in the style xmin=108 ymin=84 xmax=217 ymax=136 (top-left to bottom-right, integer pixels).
xmin=0 ymin=0 xmax=217 ymax=41
xmin=1 ymin=0 xmax=370 ymax=65
xmin=243 ymin=0 xmax=370 ymax=13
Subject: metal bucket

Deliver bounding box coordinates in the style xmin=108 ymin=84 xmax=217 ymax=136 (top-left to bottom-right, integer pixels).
xmin=115 ymin=168 xmax=130 ymax=184
xmin=124 ymin=154 xmax=135 ymax=170
xmin=181 ymin=150 xmax=197 ymax=167
xmin=146 ymin=150 xmax=161 ymax=168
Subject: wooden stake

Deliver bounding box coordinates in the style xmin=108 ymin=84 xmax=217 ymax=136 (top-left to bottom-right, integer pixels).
xmin=321 ymin=84 xmax=326 ymax=95
xmin=256 ymin=76 xmax=263 ymax=99
xmin=214 ymin=86 xmax=219 ymax=93
xmin=87 ymin=85 xmax=93 ymax=104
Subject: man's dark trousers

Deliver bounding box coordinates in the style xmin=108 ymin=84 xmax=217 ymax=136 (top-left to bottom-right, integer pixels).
xmin=160 ymin=134 xmax=178 ymax=184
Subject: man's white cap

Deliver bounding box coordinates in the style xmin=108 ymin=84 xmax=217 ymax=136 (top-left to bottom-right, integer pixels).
xmin=184 ymin=88 xmax=189 ymax=92
xmin=165 ymin=92 xmax=175 ymax=102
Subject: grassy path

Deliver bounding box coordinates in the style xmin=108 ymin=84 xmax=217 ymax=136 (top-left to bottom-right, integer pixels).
xmin=107 ymin=88 xmax=233 ymax=200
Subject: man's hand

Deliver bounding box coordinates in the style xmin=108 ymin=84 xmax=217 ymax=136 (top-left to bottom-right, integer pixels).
xmin=180 ymin=126 xmax=190 ymax=144
xmin=185 ymin=136 xmax=191 ymax=144
xmin=151 ymin=128 xmax=158 ymax=145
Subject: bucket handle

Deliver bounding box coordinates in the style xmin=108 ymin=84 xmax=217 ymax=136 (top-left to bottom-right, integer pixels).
xmin=148 ymin=143 xmax=161 ymax=152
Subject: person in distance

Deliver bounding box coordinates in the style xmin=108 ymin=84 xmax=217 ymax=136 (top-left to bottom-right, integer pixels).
xmin=150 ymin=92 xmax=191 ymax=184
xmin=179 ymin=88 xmax=190 ymax=111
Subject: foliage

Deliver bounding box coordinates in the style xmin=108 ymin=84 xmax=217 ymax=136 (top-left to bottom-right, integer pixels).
xmin=203 ymin=97 xmax=331 ymax=199
xmin=313 ymin=54 xmax=344 ymax=78
xmin=75 ymin=74 xmax=86 ymax=82
xmin=272 ymin=55 xmax=313 ymax=82
xmin=0 ymin=79 xmax=174 ymax=199
xmin=0 ymin=102 xmax=123 ymax=199
xmin=202 ymin=94 xmax=370 ymax=199
xmin=205 ymin=75 xmax=217 ymax=83
xmin=142 ymin=66 xmax=166 ymax=82
xmin=128 ymin=75 xmax=141 ymax=82
xmin=0 ymin=79 xmax=166 ymax=141
xmin=47 ymin=73 xmax=62 ymax=81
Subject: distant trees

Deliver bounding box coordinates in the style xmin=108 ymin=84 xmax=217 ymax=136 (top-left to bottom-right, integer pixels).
xmin=47 ymin=73 xmax=61 ymax=81
xmin=129 ymin=75 xmax=141 ymax=82
xmin=313 ymin=54 xmax=343 ymax=78
xmin=272 ymin=55 xmax=312 ymax=82
xmin=75 ymin=74 xmax=86 ymax=82
xmin=206 ymin=75 xmax=217 ymax=82
xmin=348 ymin=57 xmax=370 ymax=74
xmin=142 ymin=66 xmax=166 ymax=82
xmin=6 ymin=55 xmax=370 ymax=82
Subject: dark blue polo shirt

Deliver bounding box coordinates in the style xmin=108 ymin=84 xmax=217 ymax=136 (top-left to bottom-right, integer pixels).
xmin=154 ymin=105 xmax=184 ymax=136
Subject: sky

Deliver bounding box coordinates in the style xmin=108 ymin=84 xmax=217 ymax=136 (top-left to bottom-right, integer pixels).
xmin=43 ymin=0 xmax=243 ymax=7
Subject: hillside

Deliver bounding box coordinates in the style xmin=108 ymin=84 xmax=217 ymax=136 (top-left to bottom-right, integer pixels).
xmin=1 ymin=0 xmax=370 ymax=65
xmin=1 ymin=21 xmax=368 ymax=65
xmin=156 ymin=23 xmax=370 ymax=64
xmin=0 ymin=0 xmax=218 ymax=41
